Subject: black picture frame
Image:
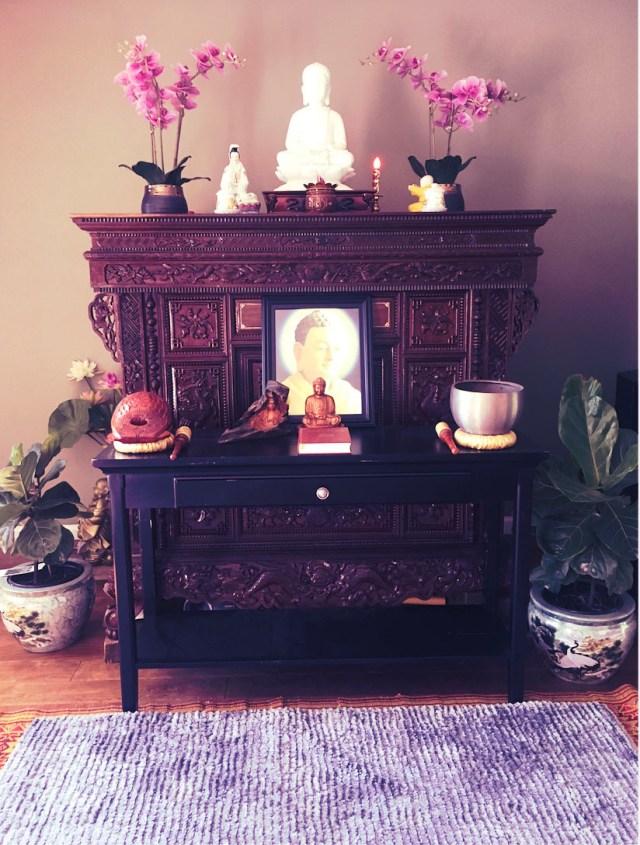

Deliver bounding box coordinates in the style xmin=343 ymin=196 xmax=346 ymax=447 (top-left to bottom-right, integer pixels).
xmin=262 ymin=295 xmax=374 ymax=425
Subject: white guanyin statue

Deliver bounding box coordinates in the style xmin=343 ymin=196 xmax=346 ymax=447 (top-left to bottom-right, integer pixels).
xmin=275 ymin=63 xmax=356 ymax=191
xmin=216 ymin=144 xmax=260 ymax=213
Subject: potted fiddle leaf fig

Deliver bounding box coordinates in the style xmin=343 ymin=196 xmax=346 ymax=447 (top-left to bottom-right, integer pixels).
xmin=528 ymin=374 xmax=638 ymax=684
xmin=0 ymin=432 xmax=96 ymax=653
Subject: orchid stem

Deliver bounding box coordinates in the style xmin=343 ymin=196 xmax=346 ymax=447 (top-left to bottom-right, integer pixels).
xmin=173 ymin=109 xmax=184 ymax=170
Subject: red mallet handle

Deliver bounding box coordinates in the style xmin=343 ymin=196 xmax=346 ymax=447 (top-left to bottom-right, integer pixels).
xmin=170 ymin=425 xmax=192 ymax=461
xmin=435 ymin=422 xmax=460 ymax=455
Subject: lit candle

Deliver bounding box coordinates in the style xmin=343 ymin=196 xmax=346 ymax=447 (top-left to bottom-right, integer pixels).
xmin=372 ymin=156 xmax=381 ymax=212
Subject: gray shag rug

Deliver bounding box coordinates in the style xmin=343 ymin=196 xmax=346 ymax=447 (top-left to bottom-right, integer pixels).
xmin=0 ymin=701 xmax=636 ymax=844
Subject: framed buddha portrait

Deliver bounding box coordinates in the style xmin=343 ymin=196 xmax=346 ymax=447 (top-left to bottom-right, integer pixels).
xmin=262 ymin=295 xmax=374 ymax=424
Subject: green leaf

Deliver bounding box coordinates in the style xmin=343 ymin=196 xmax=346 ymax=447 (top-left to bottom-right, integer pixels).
xmin=593 ymin=499 xmax=638 ymax=560
xmin=8 ymin=444 xmax=23 ymax=466
xmin=35 ymin=481 xmax=81 ymax=510
xmin=0 ymin=517 xmax=21 ymax=554
xmin=33 ymin=502 xmax=81 ymax=519
xmin=535 ymin=511 xmax=594 ymax=560
xmin=530 ymin=554 xmax=574 ymax=591
xmin=0 ymin=502 xmax=28 ymax=528
xmin=15 ymin=517 xmax=62 ymax=561
xmin=48 ymin=400 xmax=91 ymax=448
xmin=87 ymin=403 xmax=112 ymax=433
xmin=532 ymin=457 xmax=575 ymax=518
xmin=39 ymin=458 xmax=67 ymax=488
xmin=408 ymin=156 xmax=426 ymax=178
xmin=178 ymin=176 xmax=211 ymax=184
xmin=37 ymin=434 xmax=62 ymax=477
xmin=43 ymin=525 xmax=75 ymax=566
xmin=457 ymin=156 xmax=477 ymax=173
xmin=545 ymin=462 xmax=616 ymax=504
xmin=423 ymin=155 xmax=476 ymax=184
xmin=0 ymin=465 xmax=27 ymax=500
xmin=574 ymin=541 xmax=618 ymax=582
xmin=120 ymin=161 xmax=167 ymax=185
xmin=603 ymin=429 xmax=638 ymax=492
xmin=558 ymin=375 xmax=618 ymax=488
xmin=19 ymin=447 xmax=39 ymax=493
xmin=605 ymin=558 xmax=634 ymax=594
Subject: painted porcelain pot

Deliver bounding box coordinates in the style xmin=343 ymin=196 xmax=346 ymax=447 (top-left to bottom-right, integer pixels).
xmin=141 ymin=184 xmax=188 ymax=214
xmin=0 ymin=560 xmax=96 ymax=652
xmin=528 ymin=583 xmax=637 ymax=684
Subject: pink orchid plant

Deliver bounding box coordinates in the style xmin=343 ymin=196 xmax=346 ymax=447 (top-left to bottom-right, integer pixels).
xmin=364 ymin=40 xmax=522 ymax=184
xmin=115 ymin=35 xmax=244 ymax=185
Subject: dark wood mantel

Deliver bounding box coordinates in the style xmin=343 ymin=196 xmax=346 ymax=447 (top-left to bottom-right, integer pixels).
xmin=73 ymin=210 xmax=554 ymax=623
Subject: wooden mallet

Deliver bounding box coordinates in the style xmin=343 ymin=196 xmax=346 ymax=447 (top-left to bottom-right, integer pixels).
xmin=435 ymin=421 xmax=460 ymax=455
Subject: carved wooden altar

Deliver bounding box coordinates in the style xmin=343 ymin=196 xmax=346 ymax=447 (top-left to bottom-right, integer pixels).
xmin=72 ymin=211 xmax=554 ymax=646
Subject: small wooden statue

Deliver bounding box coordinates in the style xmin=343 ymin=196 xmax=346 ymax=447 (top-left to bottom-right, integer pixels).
xmin=302 ymin=378 xmax=342 ymax=427
xmin=218 ymin=380 xmax=290 ymax=443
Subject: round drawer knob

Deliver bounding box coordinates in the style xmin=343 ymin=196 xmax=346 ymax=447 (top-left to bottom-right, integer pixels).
xmin=316 ymin=486 xmax=330 ymax=501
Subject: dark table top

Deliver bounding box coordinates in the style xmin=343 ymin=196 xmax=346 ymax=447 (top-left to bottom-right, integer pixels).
xmin=93 ymin=426 xmax=547 ymax=473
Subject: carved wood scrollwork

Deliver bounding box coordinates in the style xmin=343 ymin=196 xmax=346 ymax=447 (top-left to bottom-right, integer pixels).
xmin=511 ymin=289 xmax=540 ymax=354
xmin=119 ymin=293 xmax=146 ymax=392
xmin=88 ymin=294 xmax=119 ymax=361
xmin=158 ymin=556 xmax=485 ymax=609
xmin=242 ymin=504 xmax=393 ymax=535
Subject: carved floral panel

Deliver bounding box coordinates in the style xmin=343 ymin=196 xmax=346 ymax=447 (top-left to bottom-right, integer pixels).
xmin=408 ymin=295 xmax=466 ymax=351
xmin=406 ymin=360 xmax=464 ymax=426
xmin=168 ymin=363 xmax=226 ymax=428
xmin=165 ymin=297 xmax=225 ymax=352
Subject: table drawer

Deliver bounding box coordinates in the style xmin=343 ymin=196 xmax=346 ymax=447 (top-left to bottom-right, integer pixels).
xmin=173 ymin=472 xmax=471 ymax=507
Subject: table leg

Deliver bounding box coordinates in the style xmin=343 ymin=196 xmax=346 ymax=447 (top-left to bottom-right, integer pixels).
xmin=508 ymin=467 xmax=534 ymax=703
xmin=483 ymin=501 xmax=503 ymax=613
xmin=108 ymin=475 xmax=139 ymax=712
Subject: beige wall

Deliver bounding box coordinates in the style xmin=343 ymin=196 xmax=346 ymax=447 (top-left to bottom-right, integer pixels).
xmin=1 ymin=0 xmax=637 ymax=503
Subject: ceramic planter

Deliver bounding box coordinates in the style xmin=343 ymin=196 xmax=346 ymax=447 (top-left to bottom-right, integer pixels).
xmin=528 ymin=583 xmax=637 ymax=684
xmin=141 ymin=184 xmax=188 ymax=214
xmin=0 ymin=560 xmax=96 ymax=653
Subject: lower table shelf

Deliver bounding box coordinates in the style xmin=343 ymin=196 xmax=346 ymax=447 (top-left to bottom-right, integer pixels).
xmin=135 ymin=605 xmax=509 ymax=668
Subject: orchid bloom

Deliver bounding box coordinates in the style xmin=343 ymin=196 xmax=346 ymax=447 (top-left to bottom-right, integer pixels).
xmin=116 ymin=35 xmax=243 ymax=176
xmin=364 ymin=42 xmax=520 ymax=160
xmin=167 ymin=65 xmax=201 ymax=110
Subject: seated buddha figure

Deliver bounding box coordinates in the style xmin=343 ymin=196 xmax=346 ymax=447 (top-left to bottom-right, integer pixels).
xmin=275 ymin=63 xmax=356 ymax=191
xmin=302 ymin=377 xmax=342 ymax=428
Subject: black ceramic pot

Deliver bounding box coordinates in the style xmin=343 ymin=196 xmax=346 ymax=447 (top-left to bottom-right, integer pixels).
xmin=141 ymin=184 xmax=188 ymax=214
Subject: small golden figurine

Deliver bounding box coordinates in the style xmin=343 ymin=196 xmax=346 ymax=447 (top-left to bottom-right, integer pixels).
xmin=77 ymin=477 xmax=112 ymax=565
xmin=249 ymin=391 xmax=287 ymax=431
xmin=302 ymin=377 xmax=342 ymax=427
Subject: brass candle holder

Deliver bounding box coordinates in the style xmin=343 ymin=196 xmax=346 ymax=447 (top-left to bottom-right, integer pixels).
xmin=372 ymin=156 xmax=381 ymax=212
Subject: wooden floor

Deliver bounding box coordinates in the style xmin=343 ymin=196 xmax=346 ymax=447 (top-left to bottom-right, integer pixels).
xmin=0 ymin=571 xmax=636 ymax=713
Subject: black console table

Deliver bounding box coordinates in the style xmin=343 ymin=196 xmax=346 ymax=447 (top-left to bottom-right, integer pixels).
xmin=75 ymin=211 xmax=555 ymax=656
xmin=94 ymin=427 xmax=546 ymax=711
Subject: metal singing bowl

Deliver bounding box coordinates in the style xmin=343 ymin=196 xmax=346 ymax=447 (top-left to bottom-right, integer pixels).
xmin=449 ymin=380 xmax=524 ymax=435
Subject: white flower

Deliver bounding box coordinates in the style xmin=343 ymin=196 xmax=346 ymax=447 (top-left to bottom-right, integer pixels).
xmin=67 ymin=359 xmax=101 ymax=382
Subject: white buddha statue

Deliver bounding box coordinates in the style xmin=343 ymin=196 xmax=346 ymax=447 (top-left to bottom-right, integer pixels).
xmin=275 ymin=63 xmax=356 ymax=191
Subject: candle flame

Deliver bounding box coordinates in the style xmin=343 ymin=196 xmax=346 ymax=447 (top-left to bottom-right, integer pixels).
xmin=373 ymin=156 xmax=381 ymax=169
